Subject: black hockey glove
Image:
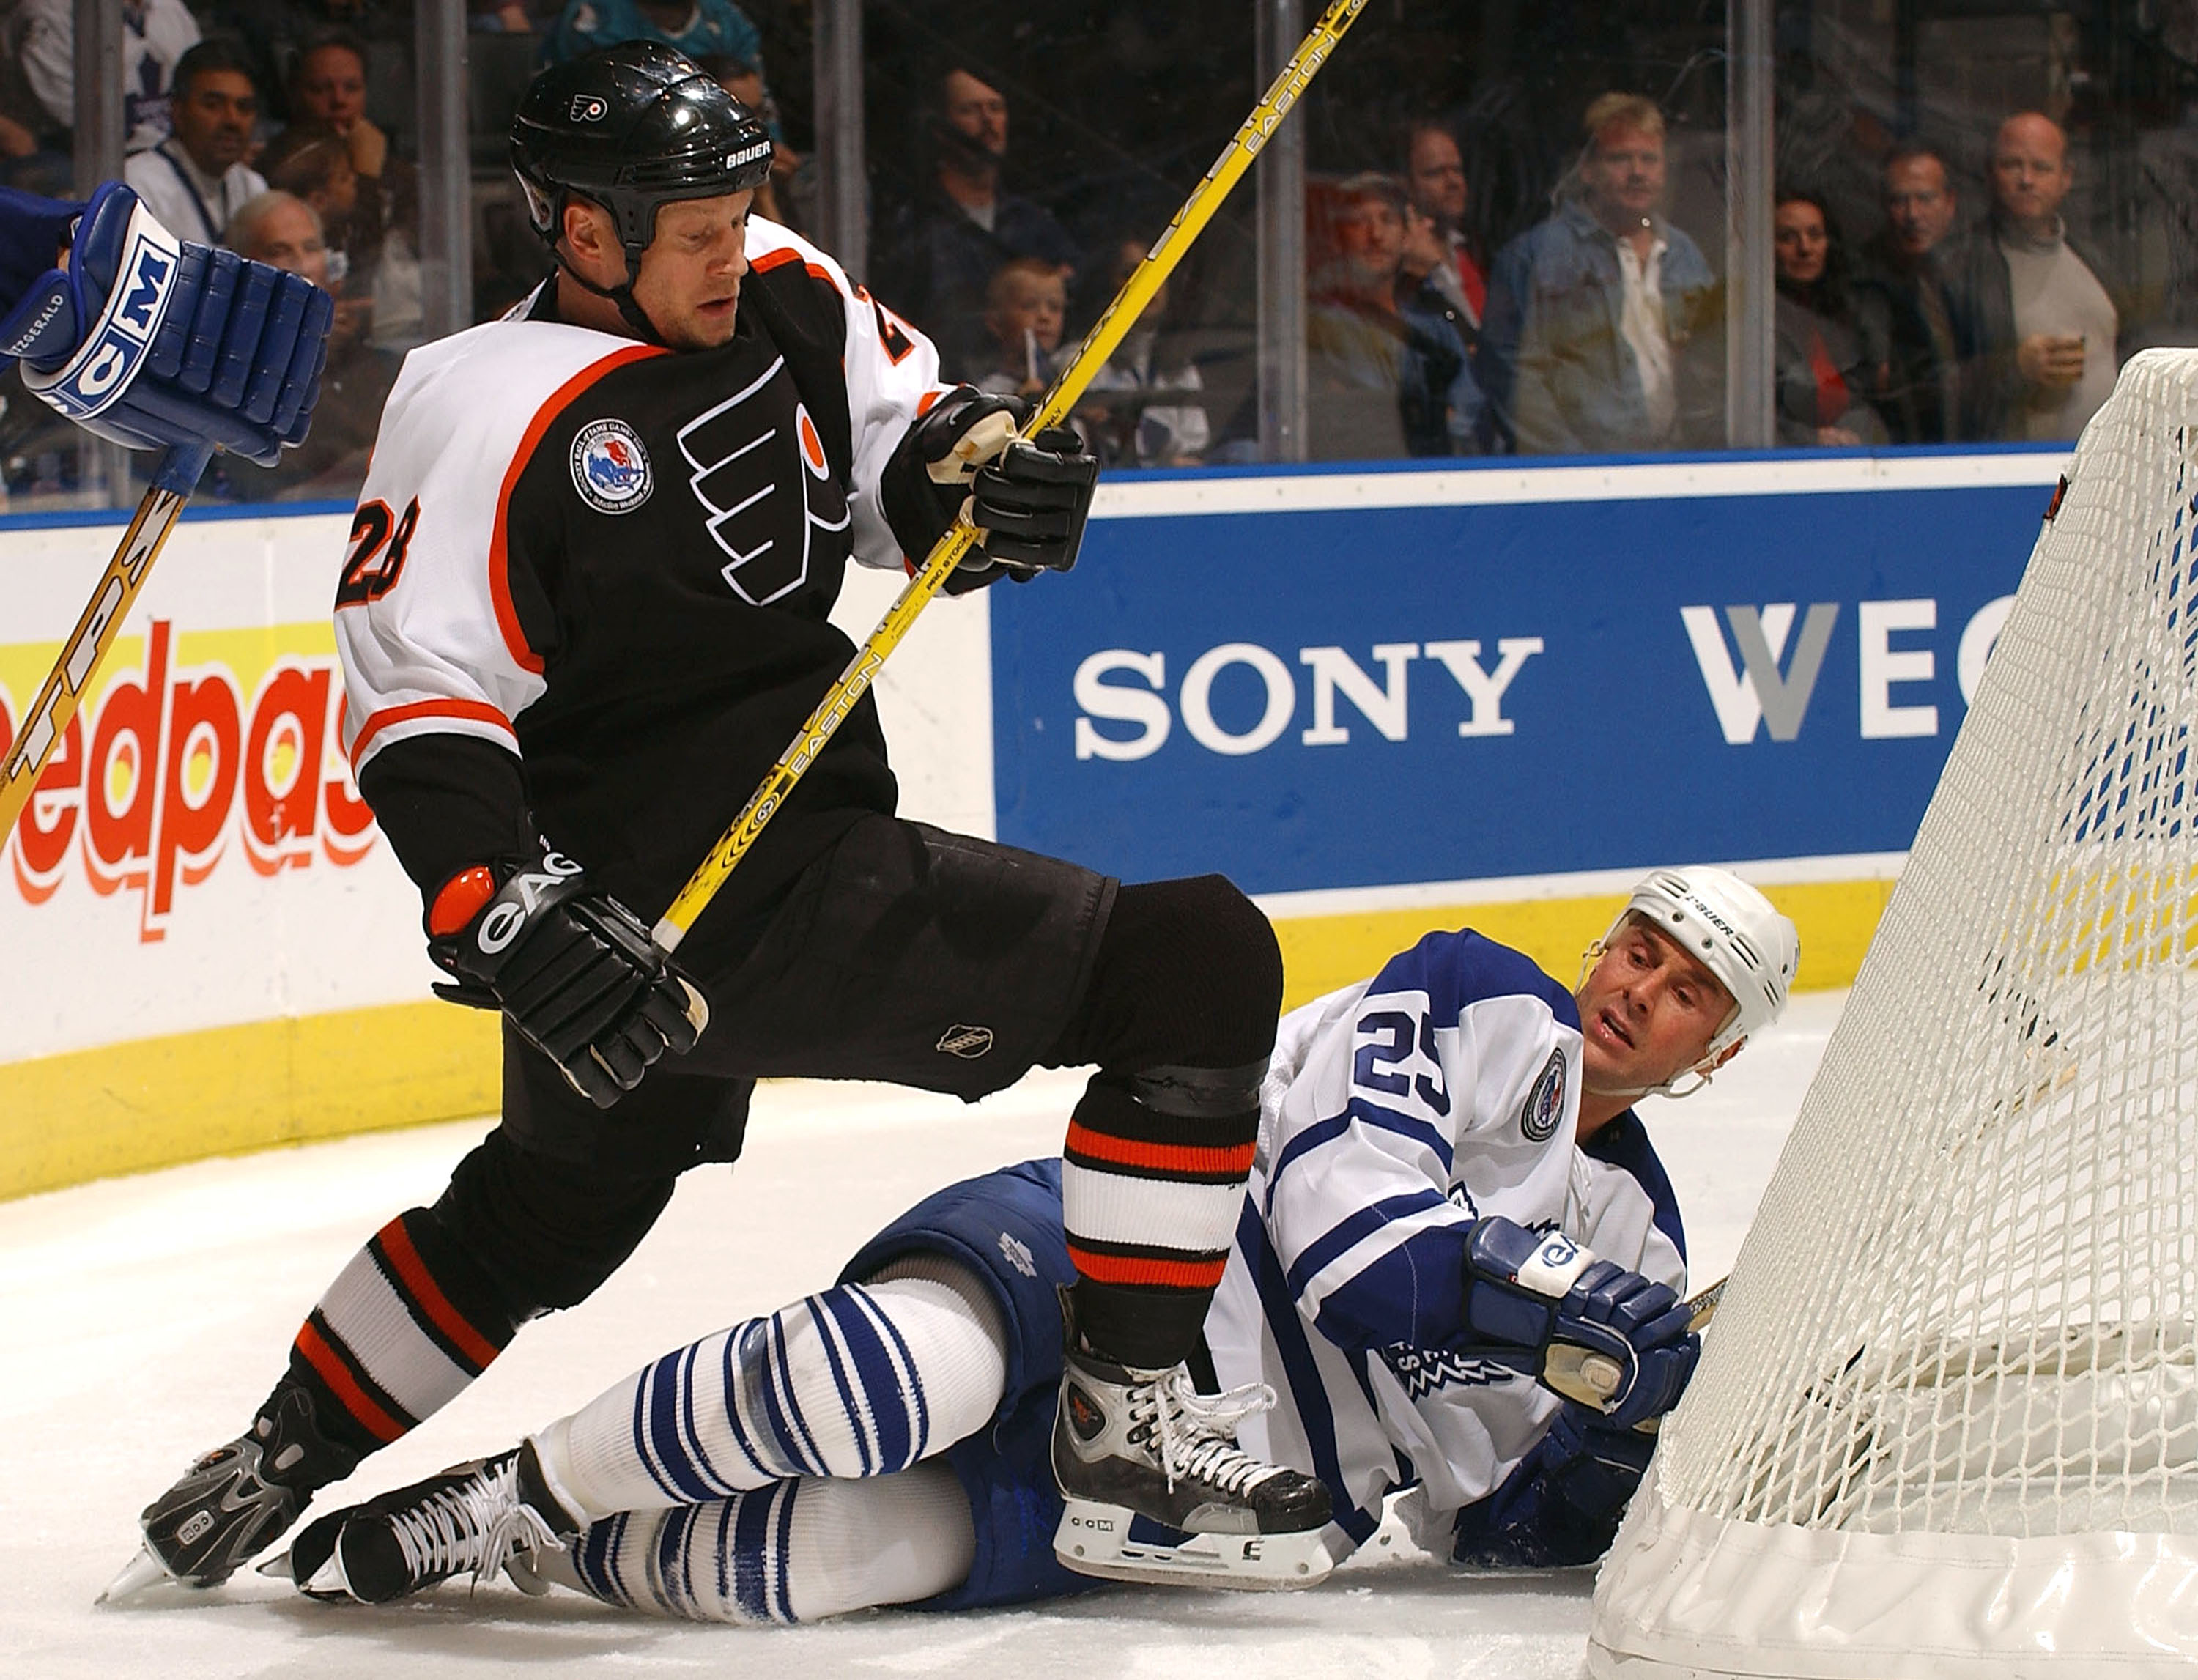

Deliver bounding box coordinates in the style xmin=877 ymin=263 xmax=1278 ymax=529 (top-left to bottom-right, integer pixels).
xmin=967 ymin=424 xmax=1098 ymax=579
xmin=879 ymin=388 xmax=1098 ymax=587
xmin=425 ymin=845 xmax=709 ymax=1109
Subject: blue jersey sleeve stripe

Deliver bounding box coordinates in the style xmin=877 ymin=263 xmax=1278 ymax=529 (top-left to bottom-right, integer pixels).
xmin=1268 ymin=1098 xmax=1455 ymax=1210
xmin=1265 ymin=1114 xmax=1351 ymax=1211
xmin=1239 ymin=1201 xmax=1383 ymax=1547
xmin=1281 ymin=1189 xmax=1454 ymax=1303
xmin=1309 ymin=1225 xmax=1474 ymax=1352
xmin=1370 ymin=928 xmax=1579 ymax=1032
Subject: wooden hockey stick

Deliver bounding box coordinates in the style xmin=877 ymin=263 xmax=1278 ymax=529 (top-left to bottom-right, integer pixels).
xmin=651 ymin=0 xmax=1369 ymax=952
xmin=0 ymin=441 xmax=214 ymax=849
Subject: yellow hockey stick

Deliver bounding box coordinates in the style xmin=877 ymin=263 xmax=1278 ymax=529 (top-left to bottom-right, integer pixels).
xmin=652 ymin=0 xmax=1369 ymax=951
xmin=0 ymin=442 xmax=213 ymax=850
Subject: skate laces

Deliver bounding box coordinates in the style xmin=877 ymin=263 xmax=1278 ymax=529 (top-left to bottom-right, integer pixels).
xmin=1134 ymin=1368 xmax=1282 ymax=1495
xmin=388 ymin=1457 xmax=563 ymax=1588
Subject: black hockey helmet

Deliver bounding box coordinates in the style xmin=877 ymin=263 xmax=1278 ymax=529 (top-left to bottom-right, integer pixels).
xmin=511 ymin=40 xmax=772 ymax=264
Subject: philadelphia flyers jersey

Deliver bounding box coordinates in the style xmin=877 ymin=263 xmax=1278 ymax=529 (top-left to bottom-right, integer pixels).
xmin=334 ymin=218 xmax=946 ymax=937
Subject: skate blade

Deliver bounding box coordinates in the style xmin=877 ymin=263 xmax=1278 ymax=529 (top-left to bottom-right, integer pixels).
xmin=256 ymin=1550 xmax=295 ymax=1580
xmin=97 ymin=1545 xmax=179 ymax=1605
xmin=1053 ymin=1498 xmax=1338 ymax=1591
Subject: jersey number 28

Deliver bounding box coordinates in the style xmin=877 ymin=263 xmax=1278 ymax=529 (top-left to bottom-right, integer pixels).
xmin=336 ymin=497 xmax=422 ymax=608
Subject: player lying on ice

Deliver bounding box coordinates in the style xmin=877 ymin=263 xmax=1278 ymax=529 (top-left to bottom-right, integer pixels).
xmin=270 ymin=867 xmax=1799 ymax=1616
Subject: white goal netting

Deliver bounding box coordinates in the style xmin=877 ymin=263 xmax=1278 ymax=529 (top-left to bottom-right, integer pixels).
xmin=1590 ymin=350 xmax=2198 ymax=1679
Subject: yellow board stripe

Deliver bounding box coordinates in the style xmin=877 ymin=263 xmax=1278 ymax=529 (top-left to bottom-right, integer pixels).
xmin=0 ymin=1001 xmax=499 ymax=1202
xmin=0 ymin=876 xmax=1894 ymax=1203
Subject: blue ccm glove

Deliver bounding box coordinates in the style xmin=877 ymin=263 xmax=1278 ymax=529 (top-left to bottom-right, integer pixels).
xmin=0 ymin=182 xmax=333 ymax=465
xmin=1459 ymin=1217 xmax=1698 ymax=1432
xmin=1449 ymin=1401 xmax=1658 ymax=1569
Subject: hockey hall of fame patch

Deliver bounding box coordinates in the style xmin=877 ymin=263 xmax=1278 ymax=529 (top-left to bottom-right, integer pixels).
xmin=1520 ymin=1048 xmax=1567 ymax=1143
xmin=570 ymin=418 xmax=654 ymax=514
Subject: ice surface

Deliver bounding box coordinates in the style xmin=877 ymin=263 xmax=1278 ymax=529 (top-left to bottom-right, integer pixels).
xmin=0 ymin=992 xmax=1840 ymax=1679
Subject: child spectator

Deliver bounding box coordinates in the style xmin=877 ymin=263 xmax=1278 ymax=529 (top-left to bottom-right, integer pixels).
xmin=1772 ymin=189 xmax=1886 ymax=448
xmin=1076 ymin=239 xmax=1211 ymax=468
xmin=975 ymin=256 xmax=1067 ymax=399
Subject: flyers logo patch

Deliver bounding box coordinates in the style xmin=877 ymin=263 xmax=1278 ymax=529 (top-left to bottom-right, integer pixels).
xmin=676 ymin=356 xmax=851 ymax=606
xmin=569 ymin=95 xmax=609 ymax=122
xmin=570 ymin=419 xmax=652 ymax=514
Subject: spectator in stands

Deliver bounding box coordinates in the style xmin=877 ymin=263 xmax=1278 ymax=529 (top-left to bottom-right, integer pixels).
xmin=1479 ymin=93 xmax=1720 ymax=456
xmin=1951 ymin=111 xmax=2128 ymax=442
xmin=0 ymin=0 xmax=202 ymax=166
xmin=870 ymin=64 xmax=1080 ymax=382
xmin=1399 ymin=198 xmax=1484 ymax=449
xmin=218 ymin=190 xmax=399 ymax=500
xmin=544 ymin=0 xmax=762 ymax=69
xmin=199 ymin=0 xmax=415 ymax=136
xmin=1076 ymin=237 xmax=1211 ymax=469
xmin=285 ymin=29 xmax=421 ymax=350
xmin=1307 ymin=172 xmax=1475 ymax=459
xmin=696 ymin=53 xmax=796 ymax=227
xmin=124 ymin=39 xmax=266 ymax=245
xmin=1403 ymin=119 xmax=1486 ymax=332
xmin=1771 ymin=190 xmax=1885 ymax=448
xmin=974 ymin=256 xmax=1067 ymax=400
xmin=1851 ymin=144 xmax=1965 ymax=445
xmin=260 ymin=127 xmax=374 ymax=338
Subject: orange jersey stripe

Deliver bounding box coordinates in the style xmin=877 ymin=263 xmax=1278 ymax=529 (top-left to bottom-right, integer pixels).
xmin=488 ymin=342 xmax=666 ymax=675
xmin=1062 ymin=1124 xmax=1257 ymax=1178
xmin=377 ymin=1217 xmax=503 ymax=1372
xmin=1066 ymin=1244 xmax=1229 ymax=1290
xmin=349 ymin=696 xmax=514 ymax=772
xmin=293 ymin=1321 xmax=406 ymax=1443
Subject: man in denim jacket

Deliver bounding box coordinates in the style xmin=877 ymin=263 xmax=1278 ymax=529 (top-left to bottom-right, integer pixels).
xmin=1480 ymin=95 xmax=1720 ymax=456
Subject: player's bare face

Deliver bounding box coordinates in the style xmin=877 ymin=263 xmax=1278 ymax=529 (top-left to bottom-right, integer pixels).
xmin=634 ymin=193 xmax=755 ymax=349
xmin=1575 ymin=917 xmax=1731 ymax=1095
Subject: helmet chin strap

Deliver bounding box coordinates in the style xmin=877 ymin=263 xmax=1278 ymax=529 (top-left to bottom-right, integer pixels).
xmin=547 ymin=231 xmax=668 ymax=347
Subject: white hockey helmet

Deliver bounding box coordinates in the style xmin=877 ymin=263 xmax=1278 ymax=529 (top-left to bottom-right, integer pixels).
xmin=1594 ymin=866 xmax=1800 ymax=1071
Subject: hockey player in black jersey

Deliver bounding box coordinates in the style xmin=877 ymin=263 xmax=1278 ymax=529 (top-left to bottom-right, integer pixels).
xmin=110 ymin=41 xmax=1326 ymax=1602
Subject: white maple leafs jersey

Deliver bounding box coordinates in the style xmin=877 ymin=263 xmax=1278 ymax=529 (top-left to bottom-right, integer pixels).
xmin=330 ymin=217 xmax=948 ymax=929
xmin=1204 ymin=928 xmax=1687 ymax=1560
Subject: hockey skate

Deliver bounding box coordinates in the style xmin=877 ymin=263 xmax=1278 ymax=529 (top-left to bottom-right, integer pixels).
xmin=1051 ymin=1339 xmax=1337 ymax=1590
xmin=274 ymin=1441 xmax=577 ymax=1604
xmin=101 ymin=1382 xmax=355 ymax=1603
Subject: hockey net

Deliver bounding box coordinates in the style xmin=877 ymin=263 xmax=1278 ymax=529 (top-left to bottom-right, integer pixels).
xmin=1588 ymin=350 xmax=2198 ymax=1679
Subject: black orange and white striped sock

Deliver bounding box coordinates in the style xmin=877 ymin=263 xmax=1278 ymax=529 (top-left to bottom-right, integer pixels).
xmin=1061 ymin=1068 xmax=1262 ymax=1370
xmin=285 ymin=1209 xmax=520 ymax=1461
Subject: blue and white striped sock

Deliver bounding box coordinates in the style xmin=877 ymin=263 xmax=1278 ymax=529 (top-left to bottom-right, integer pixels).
xmin=564 ymin=1464 xmax=975 ymax=1624
xmin=534 ymin=1256 xmax=1006 ymax=1521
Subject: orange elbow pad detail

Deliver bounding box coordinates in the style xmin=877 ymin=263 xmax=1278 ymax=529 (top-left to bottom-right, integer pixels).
xmin=428 ymin=865 xmax=499 ymax=936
